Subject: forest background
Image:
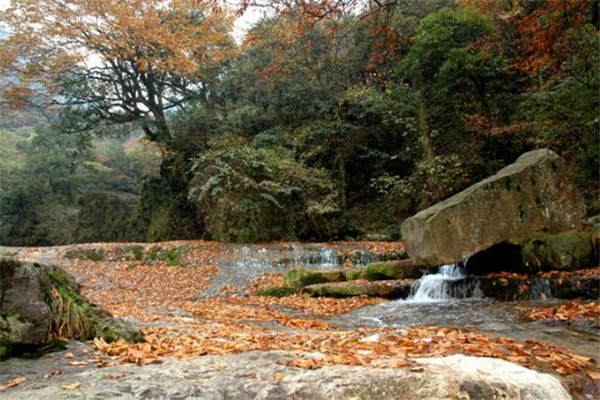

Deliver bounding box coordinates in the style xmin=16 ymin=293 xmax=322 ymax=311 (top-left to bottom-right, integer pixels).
xmin=0 ymin=0 xmax=598 ymax=245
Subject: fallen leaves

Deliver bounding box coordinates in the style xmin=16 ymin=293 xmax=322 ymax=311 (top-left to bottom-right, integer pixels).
xmin=13 ymin=241 xmax=596 ymax=383
xmin=89 ymin=323 xmax=595 ymax=376
xmin=526 ymin=301 xmax=600 ymax=326
xmin=586 ymin=371 xmax=600 ymax=380
xmin=0 ymin=377 xmax=27 ymax=391
xmin=539 ymin=266 xmax=600 ymax=280
xmin=44 ymin=369 xmax=62 ymax=379
xmin=68 ymin=361 xmax=89 ymax=367
xmin=242 ymin=294 xmax=385 ymax=316
xmin=61 ymin=382 xmax=82 ymax=390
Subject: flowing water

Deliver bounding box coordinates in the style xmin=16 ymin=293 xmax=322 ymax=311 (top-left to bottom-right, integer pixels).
xmin=214 ymin=244 xmax=599 ymax=364
xmin=202 ymin=243 xmax=373 ymax=297
xmin=410 ymin=264 xmax=483 ymax=301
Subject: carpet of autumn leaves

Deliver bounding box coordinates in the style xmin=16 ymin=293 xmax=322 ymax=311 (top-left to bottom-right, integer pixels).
xmin=527 ymin=301 xmax=600 ymax=326
xmin=11 ymin=241 xmax=600 ymax=380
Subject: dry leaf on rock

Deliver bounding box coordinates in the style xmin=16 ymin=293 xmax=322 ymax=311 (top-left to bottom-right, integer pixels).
xmin=0 ymin=377 xmax=27 ymax=391
xmin=61 ymin=382 xmax=82 ymax=390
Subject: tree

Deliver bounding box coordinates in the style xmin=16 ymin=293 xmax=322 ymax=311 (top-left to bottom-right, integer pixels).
xmin=0 ymin=0 xmax=235 ymax=147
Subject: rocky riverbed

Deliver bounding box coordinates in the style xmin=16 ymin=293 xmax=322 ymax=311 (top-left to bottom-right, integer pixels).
xmin=1 ymin=241 xmax=599 ymax=399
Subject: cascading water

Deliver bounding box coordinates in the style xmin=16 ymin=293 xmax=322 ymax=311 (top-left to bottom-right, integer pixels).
xmin=409 ymin=264 xmax=483 ymax=302
xmin=203 ymin=244 xmax=373 ymax=298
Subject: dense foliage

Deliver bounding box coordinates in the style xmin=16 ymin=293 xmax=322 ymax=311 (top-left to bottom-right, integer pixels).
xmin=0 ymin=0 xmax=597 ymax=244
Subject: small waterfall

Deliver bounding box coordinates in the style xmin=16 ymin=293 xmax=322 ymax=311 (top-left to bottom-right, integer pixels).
xmin=410 ymin=264 xmax=482 ymax=302
xmin=528 ymin=278 xmax=553 ymax=300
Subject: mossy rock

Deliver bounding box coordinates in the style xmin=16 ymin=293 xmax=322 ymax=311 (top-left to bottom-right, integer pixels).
xmin=1 ymin=259 xmax=143 ymax=359
xmin=255 ymin=286 xmax=298 ymax=298
xmin=520 ymin=231 xmax=596 ymax=272
xmin=285 ymin=269 xmax=345 ymax=288
xmin=344 ymin=268 xmax=364 ymax=281
xmin=301 ymin=280 xmax=413 ymax=299
xmin=363 ymin=260 xmax=424 ymax=281
xmin=46 ymin=267 xmax=144 ymax=343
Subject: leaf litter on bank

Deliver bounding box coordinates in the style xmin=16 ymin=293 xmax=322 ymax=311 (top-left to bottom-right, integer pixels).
xmin=12 ymin=242 xmax=597 ymax=380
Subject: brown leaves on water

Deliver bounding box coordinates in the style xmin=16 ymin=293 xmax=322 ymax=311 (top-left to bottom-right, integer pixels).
xmin=526 ymin=301 xmax=600 ymax=326
xmin=243 ymin=294 xmax=385 ymax=316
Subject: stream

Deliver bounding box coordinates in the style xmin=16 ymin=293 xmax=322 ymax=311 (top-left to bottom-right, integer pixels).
xmin=214 ymin=244 xmax=600 ymax=365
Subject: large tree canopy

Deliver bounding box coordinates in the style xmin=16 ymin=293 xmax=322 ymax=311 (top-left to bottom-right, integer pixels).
xmin=0 ymin=0 xmax=235 ymax=145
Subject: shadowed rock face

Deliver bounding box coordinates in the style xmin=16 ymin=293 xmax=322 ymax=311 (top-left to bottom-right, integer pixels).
xmin=401 ymin=149 xmax=585 ymax=267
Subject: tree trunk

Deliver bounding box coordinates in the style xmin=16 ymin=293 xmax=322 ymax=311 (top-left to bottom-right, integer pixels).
xmin=413 ymin=75 xmax=435 ymax=163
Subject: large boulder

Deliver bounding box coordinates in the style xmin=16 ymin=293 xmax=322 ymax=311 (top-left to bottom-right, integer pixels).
xmin=0 ymin=259 xmax=142 ymax=359
xmin=0 ymin=351 xmax=572 ymax=399
xmin=401 ymin=149 xmax=585 ymax=267
xmin=520 ymin=231 xmax=597 ymax=272
xmin=0 ymin=260 xmax=52 ymax=353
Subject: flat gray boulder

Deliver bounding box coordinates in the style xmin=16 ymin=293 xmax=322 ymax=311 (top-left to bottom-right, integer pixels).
xmin=0 ymin=350 xmax=571 ymax=399
xmin=401 ymin=149 xmax=585 ymax=267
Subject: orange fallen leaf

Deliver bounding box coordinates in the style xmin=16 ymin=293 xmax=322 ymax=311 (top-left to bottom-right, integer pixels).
xmin=44 ymin=369 xmax=62 ymax=379
xmin=586 ymin=371 xmax=600 ymax=380
xmin=0 ymin=377 xmax=27 ymax=391
xmin=273 ymin=372 xmax=285 ymax=382
xmin=61 ymin=382 xmax=82 ymax=390
xmin=64 ymin=352 xmax=74 ymax=359
xmin=68 ymin=361 xmax=88 ymax=366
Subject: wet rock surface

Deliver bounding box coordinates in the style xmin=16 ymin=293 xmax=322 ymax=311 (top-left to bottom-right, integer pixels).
xmin=301 ymin=279 xmax=414 ymax=299
xmin=0 ymin=348 xmax=571 ymax=400
xmin=401 ymin=149 xmax=585 ymax=267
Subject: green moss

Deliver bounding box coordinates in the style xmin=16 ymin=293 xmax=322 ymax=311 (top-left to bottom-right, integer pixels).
xmin=148 ymin=246 xmax=160 ymax=261
xmin=363 ymin=263 xmax=398 ymax=281
xmin=304 ymin=283 xmax=363 ymax=298
xmin=144 ymin=246 xmax=190 ymax=266
xmin=285 ymin=269 xmax=345 ymax=288
xmin=520 ymin=231 xmax=595 ymax=271
xmin=64 ymin=249 xmax=105 ymax=262
xmin=255 ymin=286 xmax=298 ymax=297
xmin=166 ymin=247 xmax=188 ymax=267
xmin=133 ymin=331 xmax=144 ymax=343
xmin=47 ymin=268 xmax=68 ymax=285
xmin=100 ymin=326 xmax=120 ymax=343
xmin=344 ymin=269 xmax=364 ymax=281
xmin=132 ymin=246 xmax=144 ymax=261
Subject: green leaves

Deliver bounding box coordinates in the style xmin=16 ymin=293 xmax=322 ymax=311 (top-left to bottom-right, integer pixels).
xmin=189 ymin=135 xmax=338 ymax=242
